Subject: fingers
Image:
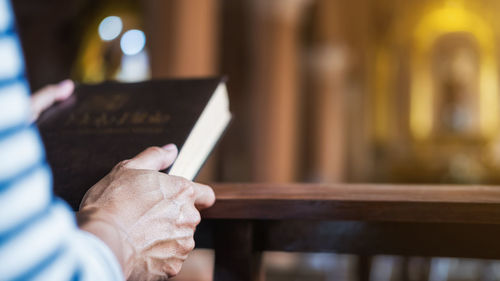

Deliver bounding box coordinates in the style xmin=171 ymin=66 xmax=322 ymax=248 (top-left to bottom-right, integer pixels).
xmin=31 ymin=79 xmax=74 ymax=121
xmin=193 ymin=183 xmax=216 ymax=210
xmin=124 ymin=144 xmax=178 ymax=171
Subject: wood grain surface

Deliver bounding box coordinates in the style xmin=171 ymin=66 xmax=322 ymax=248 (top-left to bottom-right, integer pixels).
xmin=201 ymin=183 xmax=500 ymax=224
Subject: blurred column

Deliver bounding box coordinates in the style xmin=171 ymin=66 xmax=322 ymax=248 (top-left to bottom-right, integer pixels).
xmin=142 ymin=0 xmax=219 ymax=182
xmin=305 ymin=0 xmax=349 ymax=182
xmin=306 ymin=47 xmax=348 ymax=182
xmin=143 ymin=0 xmax=219 ymax=77
xmin=248 ymin=0 xmax=310 ymax=182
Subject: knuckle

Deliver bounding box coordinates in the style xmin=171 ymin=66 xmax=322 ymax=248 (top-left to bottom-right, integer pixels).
xmin=173 ymin=176 xmax=189 ymax=186
xmin=164 ymin=261 xmax=184 ymax=278
xmin=171 ymin=262 xmax=183 ymax=277
xmin=191 ymin=210 xmax=201 ymax=225
xmin=179 ymin=208 xmax=201 ymax=225
xmin=168 ymin=176 xmax=184 ymax=189
xmin=115 ymin=159 xmax=132 ymax=170
xmin=185 ymin=238 xmax=195 ymax=251
xmin=173 ymin=177 xmax=195 ymax=194
xmin=184 ymin=184 xmax=195 ymax=197
xmin=180 ymin=209 xmax=201 ymax=225
xmin=164 ymin=265 xmax=179 ymax=278
xmin=147 ymin=146 xmax=165 ymax=156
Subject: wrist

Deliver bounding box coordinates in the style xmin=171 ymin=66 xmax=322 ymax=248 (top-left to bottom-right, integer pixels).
xmin=77 ymin=208 xmax=136 ymax=278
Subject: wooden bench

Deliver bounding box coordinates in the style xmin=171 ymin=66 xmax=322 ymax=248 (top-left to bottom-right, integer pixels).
xmin=195 ymin=183 xmax=500 ymax=281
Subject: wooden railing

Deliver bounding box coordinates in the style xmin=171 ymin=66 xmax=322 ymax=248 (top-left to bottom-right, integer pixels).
xmin=195 ymin=183 xmax=500 ymax=281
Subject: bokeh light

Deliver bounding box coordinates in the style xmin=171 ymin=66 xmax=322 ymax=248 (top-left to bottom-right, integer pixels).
xmin=120 ymin=29 xmax=146 ymax=56
xmin=98 ymin=16 xmax=123 ymax=41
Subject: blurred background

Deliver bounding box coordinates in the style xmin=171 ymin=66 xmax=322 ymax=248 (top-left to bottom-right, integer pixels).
xmin=12 ymin=0 xmax=500 ymax=280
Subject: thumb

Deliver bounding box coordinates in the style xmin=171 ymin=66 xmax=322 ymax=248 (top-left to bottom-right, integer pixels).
xmin=124 ymin=144 xmax=178 ymax=171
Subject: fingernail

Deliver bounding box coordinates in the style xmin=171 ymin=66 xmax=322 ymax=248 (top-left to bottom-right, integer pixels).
xmin=162 ymin=143 xmax=177 ymax=151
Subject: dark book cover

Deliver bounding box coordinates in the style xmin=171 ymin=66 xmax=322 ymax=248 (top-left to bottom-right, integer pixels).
xmin=37 ymin=77 xmax=226 ymax=210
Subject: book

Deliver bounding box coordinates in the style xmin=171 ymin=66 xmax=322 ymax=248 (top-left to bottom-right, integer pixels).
xmin=37 ymin=77 xmax=231 ymax=210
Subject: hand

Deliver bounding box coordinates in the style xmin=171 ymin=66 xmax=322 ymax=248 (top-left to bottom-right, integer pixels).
xmin=30 ymin=79 xmax=74 ymax=122
xmin=77 ymin=144 xmax=215 ymax=280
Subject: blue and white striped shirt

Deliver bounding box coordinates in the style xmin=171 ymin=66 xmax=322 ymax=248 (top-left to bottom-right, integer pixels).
xmin=0 ymin=1 xmax=123 ymax=280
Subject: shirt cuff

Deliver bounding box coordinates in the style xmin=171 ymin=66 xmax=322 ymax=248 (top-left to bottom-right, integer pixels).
xmin=72 ymin=229 xmax=125 ymax=281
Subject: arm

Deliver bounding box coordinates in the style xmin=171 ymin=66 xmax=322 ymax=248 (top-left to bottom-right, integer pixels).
xmin=1 ymin=1 xmax=215 ymax=280
xmin=0 ymin=1 xmax=123 ymax=279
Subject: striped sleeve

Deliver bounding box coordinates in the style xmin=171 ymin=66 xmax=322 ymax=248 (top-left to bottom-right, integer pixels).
xmin=0 ymin=1 xmax=124 ymax=280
